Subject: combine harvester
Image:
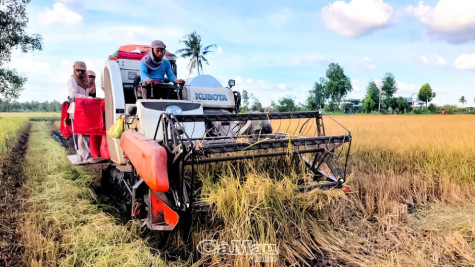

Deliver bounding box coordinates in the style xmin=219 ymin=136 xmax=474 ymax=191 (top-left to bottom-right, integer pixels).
xmin=92 ymin=44 xmax=352 ymax=231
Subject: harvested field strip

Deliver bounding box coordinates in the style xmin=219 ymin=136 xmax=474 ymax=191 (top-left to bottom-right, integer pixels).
xmin=0 ymin=121 xmax=30 ymax=266
xmin=22 ymin=122 xmax=174 ymax=266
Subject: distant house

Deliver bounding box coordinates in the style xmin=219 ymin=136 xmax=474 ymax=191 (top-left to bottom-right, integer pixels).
xmin=404 ymin=97 xmax=424 ymax=107
xmin=342 ymin=99 xmax=362 ymax=114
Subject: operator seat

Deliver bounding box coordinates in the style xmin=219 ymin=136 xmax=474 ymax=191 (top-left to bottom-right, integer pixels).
xmin=133 ymin=75 xmax=142 ymax=100
xmin=133 ymin=75 xmax=181 ymax=100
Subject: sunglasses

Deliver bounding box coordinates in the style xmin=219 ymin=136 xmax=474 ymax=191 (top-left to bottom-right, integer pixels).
xmin=156 ymin=48 xmax=166 ymax=53
xmin=88 ymin=75 xmax=95 ymax=78
xmin=75 ymin=69 xmax=86 ymax=73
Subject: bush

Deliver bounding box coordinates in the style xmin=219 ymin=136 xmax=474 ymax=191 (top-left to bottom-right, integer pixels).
xmin=412 ymin=108 xmax=424 ymax=114
xmin=439 ymin=105 xmax=458 ymax=114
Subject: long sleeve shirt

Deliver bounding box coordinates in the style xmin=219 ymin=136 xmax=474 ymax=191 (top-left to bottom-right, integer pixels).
xmin=67 ymin=76 xmax=90 ymax=114
xmin=140 ymin=59 xmax=177 ymax=83
xmin=67 ymin=76 xmax=89 ymax=99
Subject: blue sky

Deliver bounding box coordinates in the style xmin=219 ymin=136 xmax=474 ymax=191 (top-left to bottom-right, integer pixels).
xmin=8 ymin=0 xmax=475 ymax=107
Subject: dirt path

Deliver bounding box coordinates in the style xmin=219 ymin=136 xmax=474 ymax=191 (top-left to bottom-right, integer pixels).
xmin=0 ymin=125 xmax=30 ymax=266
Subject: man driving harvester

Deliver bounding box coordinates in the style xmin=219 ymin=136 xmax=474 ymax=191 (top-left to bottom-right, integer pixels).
xmin=140 ymin=40 xmax=184 ymax=99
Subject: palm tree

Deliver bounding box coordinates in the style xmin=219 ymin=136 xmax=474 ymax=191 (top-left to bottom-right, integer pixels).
xmin=459 ymin=96 xmax=466 ymax=107
xmin=176 ymin=31 xmax=216 ymax=75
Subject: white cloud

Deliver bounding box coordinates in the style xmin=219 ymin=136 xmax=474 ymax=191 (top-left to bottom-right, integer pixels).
xmin=407 ymin=0 xmax=475 ymax=43
xmin=271 ymin=93 xmax=290 ymax=101
xmin=9 ymin=57 xmax=51 ymax=75
xmin=234 ymin=78 xmax=291 ymax=94
xmin=396 ymin=82 xmax=419 ymax=95
xmin=255 ymin=80 xmax=273 ymax=90
xmin=419 ymin=55 xmax=428 ymax=64
xmin=107 ymin=26 xmax=183 ymax=45
xmin=351 ymin=80 xmax=365 ymax=92
xmin=321 ymin=0 xmax=393 ymax=37
xmin=454 ymin=53 xmax=475 ymax=70
xmin=290 ymin=54 xmax=327 ymax=65
xmin=230 ymin=77 xmax=297 ymax=106
xmin=235 ymin=76 xmax=243 ymax=83
xmin=216 ymin=46 xmax=224 ymax=55
xmin=352 ymin=56 xmax=376 ymax=71
xmin=38 ymin=3 xmax=83 ymax=25
xmin=36 ymin=24 xmax=183 ymax=49
xmin=418 ymin=54 xmax=446 ymax=66
xmin=8 ymin=53 xmax=76 ymax=102
xmin=234 ymin=78 xmax=274 ymax=91
xmin=277 ymin=83 xmax=287 ymax=90
xmin=80 ymin=0 xmax=176 ymax=17
xmin=434 ymin=55 xmax=446 ymax=65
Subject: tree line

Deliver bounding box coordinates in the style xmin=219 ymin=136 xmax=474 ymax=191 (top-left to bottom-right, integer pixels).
xmin=0 ymin=99 xmax=62 ymax=112
xmin=241 ymin=62 xmax=440 ymax=114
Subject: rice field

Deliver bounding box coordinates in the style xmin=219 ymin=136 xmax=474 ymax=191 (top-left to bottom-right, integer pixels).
xmin=195 ymin=114 xmax=475 ymax=266
xmin=1 ymin=114 xmax=474 ymax=266
xmin=0 ymin=116 xmax=29 ymax=160
xmin=0 ymin=112 xmax=58 ymax=159
xmin=0 ymin=112 xmax=60 ymax=118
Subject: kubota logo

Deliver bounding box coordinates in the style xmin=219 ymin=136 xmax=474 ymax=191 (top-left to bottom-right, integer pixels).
xmin=195 ymin=93 xmax=228 ymax=101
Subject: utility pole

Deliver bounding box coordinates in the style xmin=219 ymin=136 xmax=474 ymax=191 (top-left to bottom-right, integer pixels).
xmin=378 ymin=88 xmax=381 ymax=114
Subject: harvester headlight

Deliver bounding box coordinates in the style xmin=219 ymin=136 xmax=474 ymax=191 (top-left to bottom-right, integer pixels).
xmin=228 ymin=79 xmax=235 ymax=88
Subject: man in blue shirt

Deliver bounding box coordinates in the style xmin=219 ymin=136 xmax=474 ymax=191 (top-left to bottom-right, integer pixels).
xmin=140 ymin=40 xmax=184 ymax=85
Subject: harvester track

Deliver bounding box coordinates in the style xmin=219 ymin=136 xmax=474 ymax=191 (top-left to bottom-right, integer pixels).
xmin=95 ymin=164 xmax=195 ymax=261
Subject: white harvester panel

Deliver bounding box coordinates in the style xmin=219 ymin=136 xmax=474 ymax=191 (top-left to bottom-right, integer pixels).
xmin=116 ymin=59 xmax=141 ymax=84
xmin=136 ymin=100 xmax=205 ymax=141
xmin=182 ymin=86 xmax=235 ymax=109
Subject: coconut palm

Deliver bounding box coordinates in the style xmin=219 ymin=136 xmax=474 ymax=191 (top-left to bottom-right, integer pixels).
xmin=176 ymin=31 xmax=216 ymax=75
xmin=459 ymin=96 xmax=466 ymax=107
